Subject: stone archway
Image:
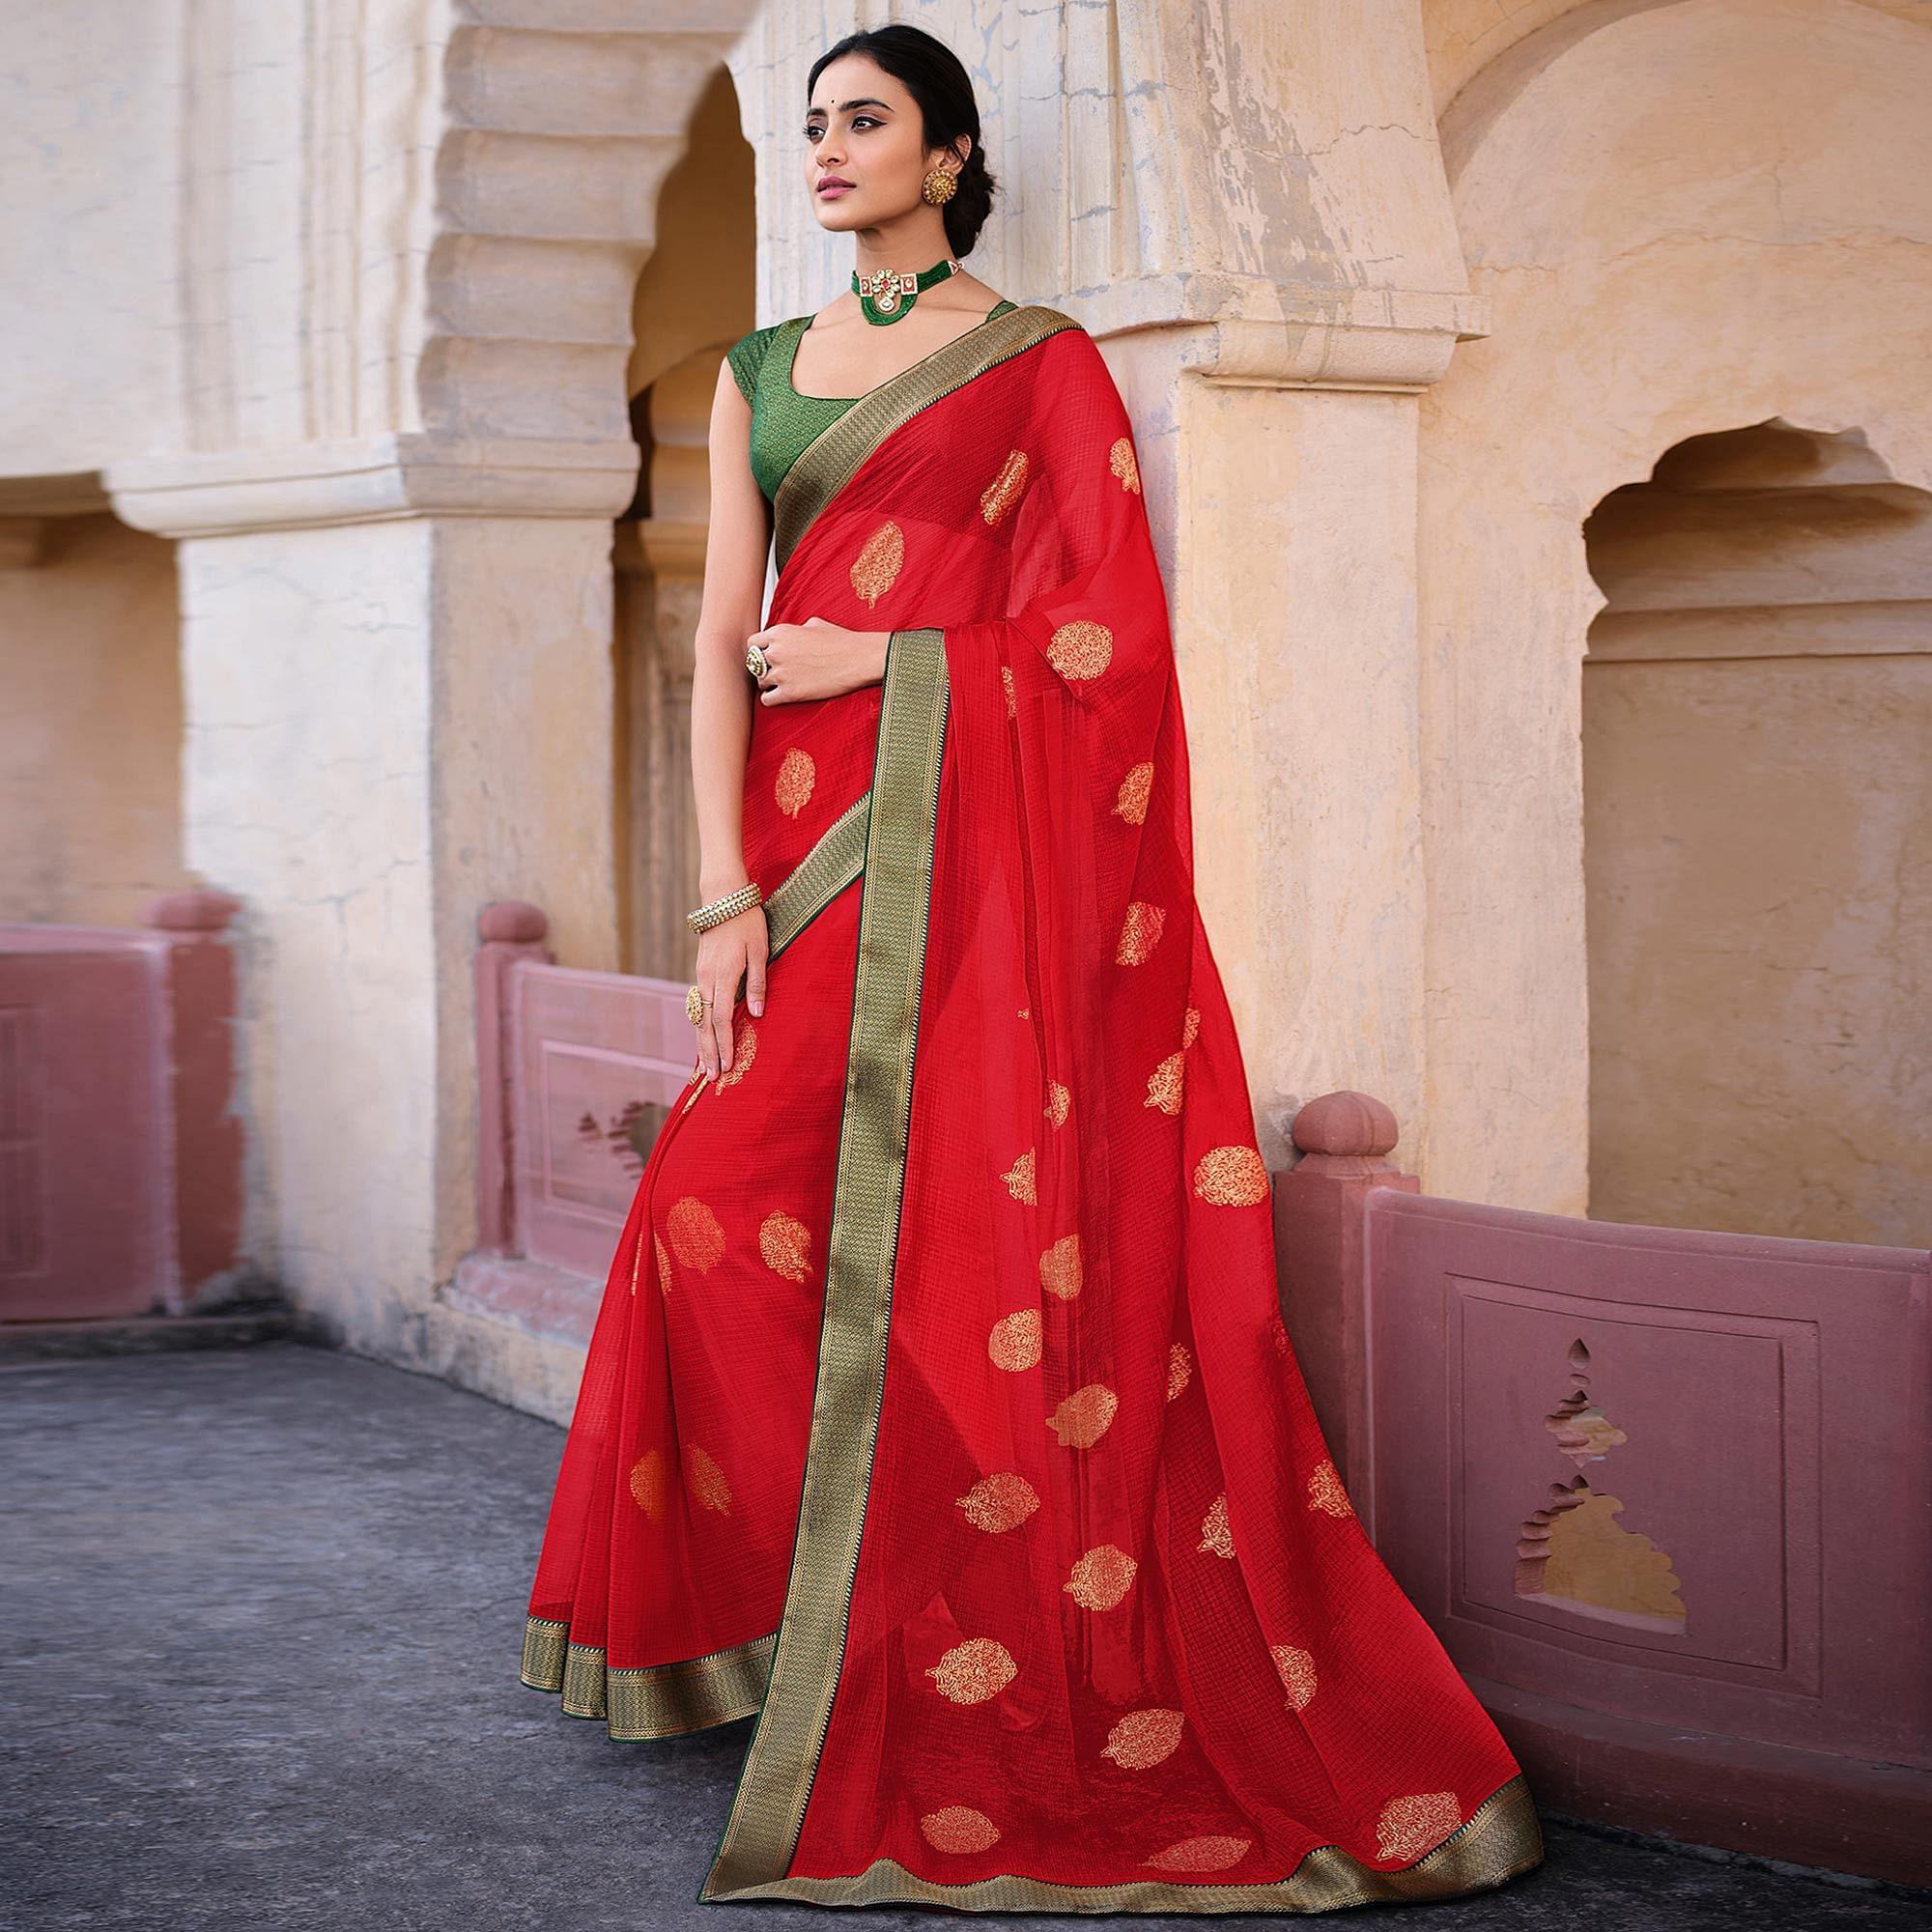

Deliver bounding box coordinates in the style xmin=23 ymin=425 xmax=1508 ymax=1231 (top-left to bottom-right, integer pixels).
xmin=98 ymin=6 xmax=764 ymax=1367
xmin=1416 ymin=0 xmax=1932 ymax=1213
xmin=615 ymin=62 xmax=759 ymax=980
xmin=1580 ymin=416 xmax=1931 ymax=1244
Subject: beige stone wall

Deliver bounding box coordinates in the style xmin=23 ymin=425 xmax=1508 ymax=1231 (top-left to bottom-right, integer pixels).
xmin=1585 ymin=650 xmax=1929 ymax=1246
xmin=0 ymin=1 xmax=184 ymax=470
xmin=1578 ymin=417 xmax=1930 ymax=1245
xmin=1418 ymin=0 xmax=1932 ymax=1217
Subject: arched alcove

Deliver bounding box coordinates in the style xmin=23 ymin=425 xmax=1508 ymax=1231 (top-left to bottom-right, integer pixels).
xmin=1581 ymin=418 xmax=1931 ymax=1243
xmin=1417 ymin=0 xmax=1932 ymax=1212
xmin=615 ymin=65 xmax=758 ymax=980
xmin=0 ymin=483 xmax=187 ymax=924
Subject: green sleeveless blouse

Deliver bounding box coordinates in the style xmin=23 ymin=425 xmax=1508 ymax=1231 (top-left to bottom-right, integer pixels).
xmin=727 ymin=300 xmax=1019 ymax=503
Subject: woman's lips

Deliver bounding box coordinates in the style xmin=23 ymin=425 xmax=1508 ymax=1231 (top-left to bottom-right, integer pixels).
xmin=817 ymin=181 xmax=854 ymax=198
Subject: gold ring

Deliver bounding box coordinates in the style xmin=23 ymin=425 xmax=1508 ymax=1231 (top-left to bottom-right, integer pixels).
xmin=686 ymin=984 xmax=707 ymax=1025
xmin=746 ymin=643 xmax=768 ymax=678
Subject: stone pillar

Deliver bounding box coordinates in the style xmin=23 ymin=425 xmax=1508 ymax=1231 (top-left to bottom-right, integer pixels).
xmin=107 ymin=446 xmax=631 ymax=1358
xmin=1164 ymin=357 xmax=1443 ymax=1171
xmin=1053 ymin=0 xmax=1490 ymax=1174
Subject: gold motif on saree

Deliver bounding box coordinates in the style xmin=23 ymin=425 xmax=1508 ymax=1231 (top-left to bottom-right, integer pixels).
xmin=1182 ymin=1004 xmax=1201 ymax=1047
xmin=1000 ymin=663 xmax=1016 ymax=718
xmin=1307 ymin=1458 xmax=1354 ymax=1518
xmin=1115 ymin=760 xmax=1153 ymax=825
xmin=920 ymin=1805 xmax=1002 ymax=1853
xmin=1047 ymin=618 xmax=1113 ymax=680
xmin=775 ymin=747 xmax=815 ymax=818
xmin=1145 ymin=1834 xmax=1251 ymax=1873
xmin=980 ymin=448 xmax=1031 ymax=526
xmin=1001 ymin=1148 xmax=1037 ymax=1203
xmin=629 ymin=1231 xmax=643 ymax=1296
xmin=956 ymin=1469 xmax=1040 ymax=1533
xmin=851 ymin=519 xmax=905 ymax=608
xmin=1116 ymin=900 xmax=1166 ymax=965
xmin=1166 ymin=1341 xmax=1193 ymax=1401
xmin=1110 ymin=436 xmax=1142 ymax=495
xmin=1145 ymin=1051 xmax=1185 ymax=1116
xmin=654 ymin=1231 xmax=672 ymax=1298
xmin=629 ymin=1448 xmax=668 ymax=1521
xmin=925 ymin=1636 xmax=1017 ymax=1704
xmin=1048 ymin=1382 xmax=1118 ymax=1447
xmin=715 ymin=1020 xmax=757 ymax=1090
xmin=988 ymin=1308 xmax=1043 ymax=1371
xmin=1198 ymin=1492 xmax=1235 ymax=1559
xmin=758 ymin=1210 xmax=812 ymax=1283
xmin=667 ymin=1196 xmax=725 ymax=1271
xmin=1043 ymin=1080 xmax=1070 ymax=1126
xmin=1376 ymin=1792 xmax=1463 ymax=1864
xmin=1064 ymin=1543 xmax=1138 ymax=1610
xmin=1038 ymin=1233 xmax=1082 ymax=1300
xmin=1192 ymin=1145 xmax=1268 ymax=1205
xmin=685 ymin=1441 xmax=733 ymax=1515
xmin=1102 ymin=1708 xmax=1182 ymax=1769
xmin=1270 ymin=1642 xmax=1318 ymax=1711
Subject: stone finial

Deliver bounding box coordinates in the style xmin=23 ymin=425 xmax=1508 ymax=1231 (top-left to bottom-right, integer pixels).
xmin=478 ymin=900 xmax=549 ymax=944
xmin=1290 ymin=1091 xmax=1401 ymax=1160
xmin=143 ymin=889 xmax=242 ymax=932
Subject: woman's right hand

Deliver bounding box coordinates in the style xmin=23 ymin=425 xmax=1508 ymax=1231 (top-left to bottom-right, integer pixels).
xmin=693 ymin=900 xmax=769 ymax=1080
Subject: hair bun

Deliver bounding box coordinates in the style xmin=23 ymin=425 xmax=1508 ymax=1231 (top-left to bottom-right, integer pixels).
xmin=944 ymin=144 xmax=998 ymax=258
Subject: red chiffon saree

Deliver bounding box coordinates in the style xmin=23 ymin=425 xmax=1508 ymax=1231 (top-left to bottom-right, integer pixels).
xmin=521 ymin=303 xmax=1545 ymax=1912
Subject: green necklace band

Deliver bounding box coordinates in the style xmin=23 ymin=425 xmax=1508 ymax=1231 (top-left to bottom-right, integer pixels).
xmin=851 ymin=255 xmax=960 ymax=325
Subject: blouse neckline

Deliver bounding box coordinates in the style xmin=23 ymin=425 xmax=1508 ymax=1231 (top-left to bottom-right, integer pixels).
xmin=781 ymin=300 xmax=1019 ymax=404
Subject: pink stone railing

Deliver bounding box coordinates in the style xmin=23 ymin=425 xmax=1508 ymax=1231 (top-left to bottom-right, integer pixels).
xmin=1273 ymin=1091 xmax=1930 ymax=1887
xmin=0 ymin=891 xmax=244 ymax=1321
xmin=458 ymin=900 xmax=696 ymax=1350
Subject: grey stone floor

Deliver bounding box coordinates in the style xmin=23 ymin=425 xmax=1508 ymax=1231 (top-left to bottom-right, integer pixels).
xmin=4 ymin=1344 xmax=1926 ymax=1932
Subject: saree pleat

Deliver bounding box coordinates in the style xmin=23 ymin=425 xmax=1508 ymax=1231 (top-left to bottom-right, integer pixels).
xmin=522 ymin=303 xmax=1544 ymax=1912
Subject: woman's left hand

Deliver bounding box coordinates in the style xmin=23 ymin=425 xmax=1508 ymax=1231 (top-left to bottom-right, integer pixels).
xmin=747 ymin=617 xmax=889 ymax=704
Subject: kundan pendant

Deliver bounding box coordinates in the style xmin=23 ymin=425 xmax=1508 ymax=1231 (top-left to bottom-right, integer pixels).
xmin=853 ymin=256 xmax=961 ymax=325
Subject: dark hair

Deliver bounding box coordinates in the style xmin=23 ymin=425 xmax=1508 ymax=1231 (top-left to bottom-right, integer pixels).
xmin=807 ymin=23 xmax=999 ymax=258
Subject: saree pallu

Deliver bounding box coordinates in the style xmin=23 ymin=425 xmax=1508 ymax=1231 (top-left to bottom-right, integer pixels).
xmin=522 ymin=304 xmax=1546 ymax=1913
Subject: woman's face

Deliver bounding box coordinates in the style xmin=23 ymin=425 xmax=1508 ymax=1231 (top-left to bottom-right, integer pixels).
xmin=802 ymin=54 xmax=961 ymax=233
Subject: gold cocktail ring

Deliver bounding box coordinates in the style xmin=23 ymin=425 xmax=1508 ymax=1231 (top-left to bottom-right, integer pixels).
xmin=746 ymin=642 xmax=769 ymax=679
xmin=686 ymin=984 xmax=707 ymax=1025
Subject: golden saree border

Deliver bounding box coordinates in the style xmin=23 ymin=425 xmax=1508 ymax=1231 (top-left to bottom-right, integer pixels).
xmin=698 ymin=625 xmax=951 ymax=1901
xmin=761 ymin=788 xmax=869 ymax=960
xmin=702 ymin=1772 xmax=1543 ymax=1915
xmin=520 ymin=1615 xmax=775 ymax=1741
xmin=515 ymin=781 xmax=870 ymax=1740
xmin=772 ymin=303 xmax=1082 ymax=575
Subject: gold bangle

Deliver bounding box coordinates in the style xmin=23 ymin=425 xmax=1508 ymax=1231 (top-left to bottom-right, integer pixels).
xmin=687 ymin=880 xmax=764 ymax=933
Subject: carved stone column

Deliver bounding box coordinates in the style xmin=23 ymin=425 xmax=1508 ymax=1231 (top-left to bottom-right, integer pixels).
xmin=100 ymin=2 xmax=758 ymax=1362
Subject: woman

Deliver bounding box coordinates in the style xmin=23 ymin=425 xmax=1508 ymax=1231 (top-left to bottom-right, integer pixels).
xmin=520 ymin=21 xmax=1546 ymax=1915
